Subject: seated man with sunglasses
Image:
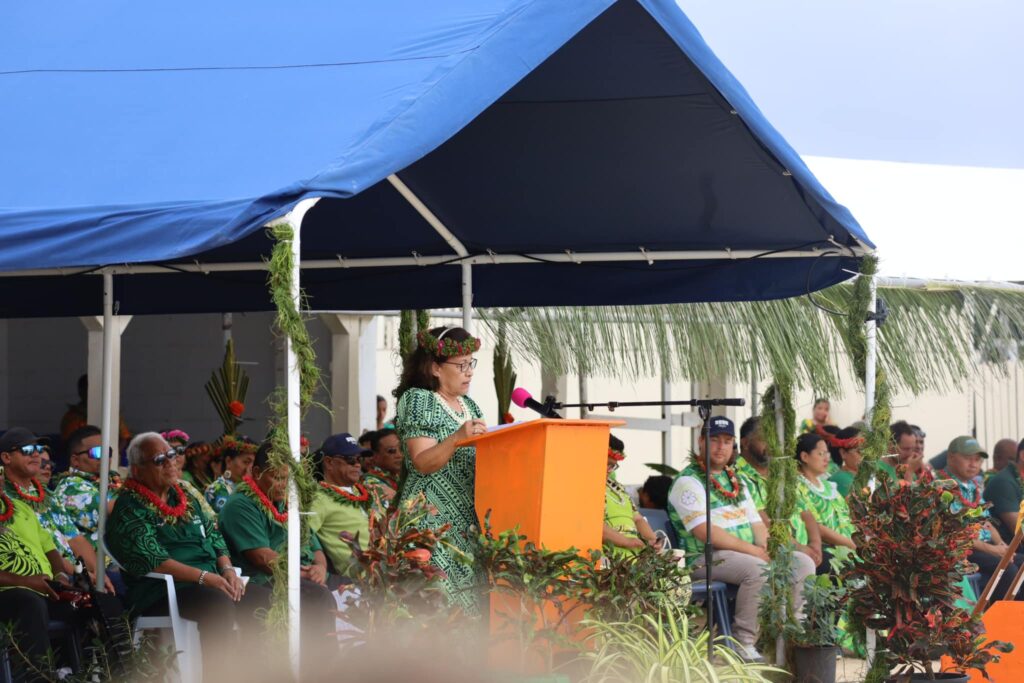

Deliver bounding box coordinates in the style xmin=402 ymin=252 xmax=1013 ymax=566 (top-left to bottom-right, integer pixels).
xmin=362 ymin=428 xmax=401 ymax=505
xmin=0 ymin=428 xmax=126 ymax=678
xmin=107 ymin=432 xmax=268 ymax=680
xmin=310 ymin=433 xmax=371 ymax=577
xmin=52 ymin=425 xmax=120 ymax=551
xmin=1 ymin=428 xmax=114 ymax=593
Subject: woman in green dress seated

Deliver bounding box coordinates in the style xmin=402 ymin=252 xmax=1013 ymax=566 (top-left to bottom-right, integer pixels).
xmin=204 ymin=437 xmax=257 ymax=514
xmin=795 ymin=432 xmax=856 ymax=575
xmin=603 ymin=435 xmax=660 ymax=559
xmin=394 ymin=326 xmax=487 ymax=614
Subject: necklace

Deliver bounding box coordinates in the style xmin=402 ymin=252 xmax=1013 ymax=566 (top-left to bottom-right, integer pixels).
xmin=935 ymin=469 xmax=982 ymax=508
xmin=0 ymin=491 xmax=14 ymax=523
xmin=9 ymin=478 xmax=46 ymax=506
xmin=242 ymin=475 xmax=288 ymax=524
xmin=363 ymin=467 xmax=398 ymax=491
xmin=435 ymin=393 xmax=468 ymax=424
xmin=320 ymin=481 xmax=370 ymax=507
xmin=800 ymin=474 xmax=839 ymax=500
xmin=708 ymin=467 xmax=743 ymax=500
xmin=123 ymin=479 xmax=189 ymax=522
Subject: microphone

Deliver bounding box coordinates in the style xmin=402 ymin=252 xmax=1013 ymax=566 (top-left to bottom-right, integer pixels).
xmin=510 ymin=388 xmax=561 ymax=418
xmin=707 ymin=398 xmax=746 ymax=407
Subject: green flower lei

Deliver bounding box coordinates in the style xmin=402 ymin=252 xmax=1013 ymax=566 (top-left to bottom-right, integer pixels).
xmin=417 ymin=328 xmax=481 ymax=358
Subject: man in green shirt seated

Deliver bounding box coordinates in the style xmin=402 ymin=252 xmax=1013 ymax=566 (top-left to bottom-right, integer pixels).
xmin=218 ymin=441 xmax=336 ymax=646
xmin=668 ymin=417 xmax=815 ymax=661
xmin=0 ymin=428 xmax=124 ymax=678
xmin=309 ymin=433 xmax=371 ymax=577
xmin=106 ymin=432 xmax=267 ymax=681
xmin=984 ymin=439 xmax=1024 ymax=543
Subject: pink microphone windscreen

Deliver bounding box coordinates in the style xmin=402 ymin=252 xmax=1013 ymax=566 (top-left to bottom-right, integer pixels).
xmin=510 ymin=387 xmax=532 ymax=409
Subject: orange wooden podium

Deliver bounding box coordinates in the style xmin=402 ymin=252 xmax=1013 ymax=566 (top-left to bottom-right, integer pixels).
xmin=460 ymin=418 xmax=623 ymax=674
xmin=941 ymin=601 xmax=1024 ymax=681
xmin=460 ymin=418 xmax=624 ymax=551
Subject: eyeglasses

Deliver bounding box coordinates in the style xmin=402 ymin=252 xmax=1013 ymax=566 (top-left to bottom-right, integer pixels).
xmin=39 ymin=460 xmax=54 ymax=470
xmin=74 ymin=446 xmax=114 ymax=460
xmin=15 ymin=444 xmax=46 ymax=456
xmin=328 ymin=454 xmax=362 ymax=466
xmin=443 ymin=358 xmax=478 ymax=373
xmin=147 ymin=450 xmax=180 ymax=466
xmin=381 ymin=447 xmax=399 ymax=455
xmin=172 ymin=445 xmax=186 ymax=455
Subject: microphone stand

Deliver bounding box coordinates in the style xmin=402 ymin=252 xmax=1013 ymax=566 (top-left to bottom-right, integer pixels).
xmin=551 ymin=396 xmax=744 ymax=660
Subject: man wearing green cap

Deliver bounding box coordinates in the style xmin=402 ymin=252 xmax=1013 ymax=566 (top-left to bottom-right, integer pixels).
xmin=937 ymin=436 xmax=1021 ymax=605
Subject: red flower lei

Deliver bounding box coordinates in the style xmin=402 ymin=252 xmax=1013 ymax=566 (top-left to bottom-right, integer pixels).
xmin=243 ymin=474 xmax=288 ymax=524
xmin=9 ymin=478 xmax=46 ymax=505
xmin=935 ymin=469 xmax=982 ymax=508
xmin=123 ymin=479 xmax=189 ymax=521
xmin=0 ymin=491 xmax=14 ymax=523
xmin=363 ymin=467 xmax=397 ymax=491
xmin=709 ymin=466 xmax=744 ymax=500
xmin=320 ymin=481 xmax=370 ymax=506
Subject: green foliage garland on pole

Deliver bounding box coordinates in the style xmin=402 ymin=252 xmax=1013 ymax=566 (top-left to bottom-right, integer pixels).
xmin=847 ymin=255 xmax=893 ymax=493
xmin=265 ymin=222 xmax=323 ymax=632
xmin=756 ymin=378 xmax=798 ymax=663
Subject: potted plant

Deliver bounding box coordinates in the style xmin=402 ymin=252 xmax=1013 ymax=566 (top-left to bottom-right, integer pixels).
xmin=575 ymin=603 xmax=782 ymax=683
xmin=786 ymin=574 xmax=846 ymax=683
xmin=845 ymin=475 xmax=1012 ymax=683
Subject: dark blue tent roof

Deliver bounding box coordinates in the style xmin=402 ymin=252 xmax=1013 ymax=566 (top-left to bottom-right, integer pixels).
xmin=0 ymin=0 xmax=871 ymax=317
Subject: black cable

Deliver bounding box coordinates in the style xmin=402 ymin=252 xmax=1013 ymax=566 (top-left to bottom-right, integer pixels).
xmin=804 ymin=249 xmax=852 ymax=317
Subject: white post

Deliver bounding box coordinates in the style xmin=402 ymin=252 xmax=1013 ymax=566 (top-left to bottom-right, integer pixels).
xmin=773 ymin=385 xmax=786 ymax=666
xmin=461 ymin=262 xmax=473 ymax=332
xmin=275 ymin=197 xmax=319 ymax=680
xmin=322 ymin=313 xmax=377 ymax=434
xmin=661 ymin=376 xmax=672 ymax=466
xmin=864 ymin=274 xmax=878 ymax=420
xmin=95 ymin=272 xmax=115 ymax=587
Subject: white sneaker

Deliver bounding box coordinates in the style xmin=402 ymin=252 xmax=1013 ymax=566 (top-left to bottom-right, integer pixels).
xmin=738 ymin=644 xmax=765 ymax=663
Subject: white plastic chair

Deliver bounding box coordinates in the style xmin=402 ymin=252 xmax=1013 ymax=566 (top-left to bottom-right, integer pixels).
xmin=133 ymin=572 xmax=203 ymax=683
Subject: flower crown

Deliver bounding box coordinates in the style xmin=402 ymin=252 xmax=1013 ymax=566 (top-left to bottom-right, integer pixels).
xmin=608 ymin=448 xmax=625 ymax=462
xmin=162 ymin=429 xmax=190 ymax=444
xmin=215 ymin=434 xmax=258 ymax=458
xmin=417 ymin=327 xmax=481 ymax=358
xmin=184 ymin=443 xmax=212 ymax=459
xmin=815 ymin=424 xmax=864 ymax=450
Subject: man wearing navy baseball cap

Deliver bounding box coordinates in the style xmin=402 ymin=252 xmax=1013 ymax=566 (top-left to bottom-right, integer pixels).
xmin=666 ymin=416 xmax=815 ymax=661
xmin=309 ymin=433 xmax=371 ymax=577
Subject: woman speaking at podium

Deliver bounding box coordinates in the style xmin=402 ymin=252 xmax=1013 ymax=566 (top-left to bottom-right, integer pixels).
xmin=394 ymin=326 xmax=487 ymax=613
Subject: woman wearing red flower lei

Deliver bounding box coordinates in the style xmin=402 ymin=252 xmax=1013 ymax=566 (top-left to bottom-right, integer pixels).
xmin=218 ymin=441 xmax=337 ymax=642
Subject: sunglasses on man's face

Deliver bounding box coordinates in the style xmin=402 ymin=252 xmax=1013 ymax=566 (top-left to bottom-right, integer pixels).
xmin=329 ymin=454 xmax=362 ymax=466
xmin=11 ymin=444 xmax=46 ymax=456
xmin=74 ymin=446 xmax=114 ymax=460
xmin=148 ymin=450 xmax=180 ymax=466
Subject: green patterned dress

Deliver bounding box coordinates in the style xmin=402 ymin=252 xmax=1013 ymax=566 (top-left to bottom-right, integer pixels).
xmin=395 ymin=387 xmax=483 ymax=613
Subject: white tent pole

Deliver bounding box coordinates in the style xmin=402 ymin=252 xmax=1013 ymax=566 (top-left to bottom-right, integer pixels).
xmin=270 ymin=197 xmax=319 ymax=681
xmin=864 ymin=272 xmax=878 ymax=420
xmin=387 ymin=173 xmax=475 ymax=329
xmin=95 ymin=271 xmax=114 ymax=590
xmin=461 ymin=262 xmax=473 ymax=331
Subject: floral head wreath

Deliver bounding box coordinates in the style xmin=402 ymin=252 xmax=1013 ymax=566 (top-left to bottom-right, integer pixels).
xmin=215 ymin=434 xmax=258 ymax=458
xmin=184 ymin=442 xmax=212 ymax=460
xmin=608 ymin=448 xmax=625 ymax=462
xmin=829 ymin=434 xmax=865 ymax=450
xmin=417 ymin=327 xmax=481 ymax=358
xmin=161 ymin=429 xmax=191 ymax=444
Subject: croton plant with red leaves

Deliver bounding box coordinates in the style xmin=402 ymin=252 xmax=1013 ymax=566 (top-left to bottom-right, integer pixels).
xmin=845 ymin=476 xmax=1012 ymax=681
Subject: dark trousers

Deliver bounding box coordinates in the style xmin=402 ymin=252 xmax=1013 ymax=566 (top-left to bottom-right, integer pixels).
xmin=970 ymin=549 xmax=1024 ymax=605
xmin=0 ymin=586 xmax=124 ymax=682
xmin=143 ymin=582 xmax=273 ymax=680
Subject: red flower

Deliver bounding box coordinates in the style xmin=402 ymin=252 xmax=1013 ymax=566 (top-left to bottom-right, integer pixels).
xmin=503 ymin=412 xmax=515 ymax=424
xmin=228 ymin=401 xmax=245 ymax=417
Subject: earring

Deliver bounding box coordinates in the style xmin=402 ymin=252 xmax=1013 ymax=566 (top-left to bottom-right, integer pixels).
xmin=224 ymin=470 xmax=232 ymax=481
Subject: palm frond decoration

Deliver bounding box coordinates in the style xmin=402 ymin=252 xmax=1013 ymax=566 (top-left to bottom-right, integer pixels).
xmin=204 ymin=339 xmax=250 ymax=436
xmin=478 ymin=279 xmax=1024 ymax=396
xmin=492 ymin=321 xmax=517 ymax=424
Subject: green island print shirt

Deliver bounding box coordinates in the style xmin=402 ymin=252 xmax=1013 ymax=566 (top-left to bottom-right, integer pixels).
xmin=106 ymin=484 xmax=228 ymax=613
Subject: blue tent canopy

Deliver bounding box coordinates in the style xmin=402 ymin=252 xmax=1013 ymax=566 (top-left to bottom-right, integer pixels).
xmin=0 ymin=0 xmax=872 ymax=317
